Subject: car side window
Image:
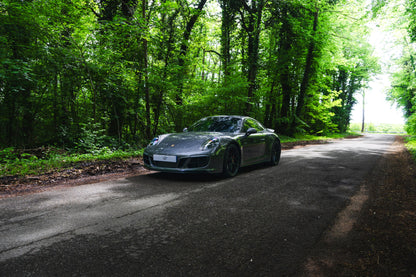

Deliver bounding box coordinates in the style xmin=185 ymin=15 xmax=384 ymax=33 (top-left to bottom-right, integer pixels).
xmin=242 ymin=119 xmax=265 ymax=133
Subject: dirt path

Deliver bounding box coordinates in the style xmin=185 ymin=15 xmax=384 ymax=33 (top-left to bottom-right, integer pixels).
xmin=301 ymin=136 xmax=416 ymax=276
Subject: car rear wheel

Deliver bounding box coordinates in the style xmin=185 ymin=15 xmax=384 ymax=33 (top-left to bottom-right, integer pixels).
xmin=268 ymin=140 xmax=281 ymax=166
xmin=223 ymin=144 xmax=240 ymax=177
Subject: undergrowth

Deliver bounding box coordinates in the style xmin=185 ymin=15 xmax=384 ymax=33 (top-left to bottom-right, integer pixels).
xmin=405 ymin=136 xmax=416 ymax=160
xmin=0 ymin=147 xmax=143 ymax=177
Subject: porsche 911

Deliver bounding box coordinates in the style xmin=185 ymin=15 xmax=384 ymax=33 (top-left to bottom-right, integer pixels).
xmin=143 ymin=115 xmax=281 ymax=177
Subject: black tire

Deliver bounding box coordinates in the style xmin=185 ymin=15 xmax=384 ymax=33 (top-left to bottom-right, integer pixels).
xmin=222 ymin=144 xmax=240 ymax=178
xmin=268 ymin=140 xmax=281 ymax=166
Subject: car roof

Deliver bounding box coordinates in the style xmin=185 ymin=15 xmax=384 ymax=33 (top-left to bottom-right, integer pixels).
xmin=206 ymin=115 xmax=249 ymax=120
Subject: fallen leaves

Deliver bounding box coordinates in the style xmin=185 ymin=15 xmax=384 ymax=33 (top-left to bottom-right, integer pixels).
xmin=0 ymin=158 xmax=144 ymax=197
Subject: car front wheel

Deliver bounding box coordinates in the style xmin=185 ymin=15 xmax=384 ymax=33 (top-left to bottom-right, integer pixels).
xmin=223 ymin=144 xmax=240 ymax=177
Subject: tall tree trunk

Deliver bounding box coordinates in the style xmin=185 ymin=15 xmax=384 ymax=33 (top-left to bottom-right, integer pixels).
xmin=264 ymin=81 xmax=277 ymax=127
xmin=242 ymin=1 xmax=264 ymax=115
xmin=142 ymin=0 xmax=151 ymax=140
xmin=296 ymin=7 xmax=319 ymax=118
xmin=278 ymin=5 xmax=294 ymax=134
xmin=152 ymin=9 xmax=179 ymax=137
xmin=174 ymin=0 xmax=207 ymax=132
xmin=343 ymin=77 xmax=357 ymax=132
xmin=220 ymin=0 xmax=233 ymax=81
xmin=361 ymin=90 xmax=365 ymax=133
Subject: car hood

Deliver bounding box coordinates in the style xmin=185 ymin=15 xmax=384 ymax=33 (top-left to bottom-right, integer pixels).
xmin=148 ymin=132 xmax=227 ymax=154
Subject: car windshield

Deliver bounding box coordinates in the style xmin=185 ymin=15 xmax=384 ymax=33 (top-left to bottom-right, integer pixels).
xmin=188 ymin=117 xmax=242 ymax=133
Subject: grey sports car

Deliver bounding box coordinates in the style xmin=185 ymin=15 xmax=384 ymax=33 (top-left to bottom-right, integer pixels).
xmin=143 ymin=115 xmax=281 ymax=177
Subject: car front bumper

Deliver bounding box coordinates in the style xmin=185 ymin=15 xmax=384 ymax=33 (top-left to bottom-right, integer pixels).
xmin=143 ymin=151 xmax=224 ymax=174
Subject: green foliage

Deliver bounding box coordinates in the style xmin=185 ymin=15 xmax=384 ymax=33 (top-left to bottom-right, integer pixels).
xmin=371 ymin=0 xmax=388 ymax=18
xmin=0 ymin=147 xmax=18 ymax=163
xmin=0 ymin=0 xmax=381 ymax=149
xmin=407 ymin=0 xmax=416 ymax=42
xmin=405 ymin=136 xmax=416 ymax=159
xmin=405 ymin=113 xmax=416 ymax=134
xmin=383 ymin=0 xmax=416 ymax=136
xmin=306 ymin=90 xmax=342 ymax=135
xmin=74 ymin=123 xmax=123 ymax=154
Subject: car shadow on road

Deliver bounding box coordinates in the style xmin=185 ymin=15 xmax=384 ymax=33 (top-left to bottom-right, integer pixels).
xmin=128 ymin=171 xmax=225 ymax=184
xmin=133 ymin=163 xmax=274 ymax=184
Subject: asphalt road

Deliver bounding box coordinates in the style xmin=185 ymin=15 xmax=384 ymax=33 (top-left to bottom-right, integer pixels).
xmin=0 ymin=134 xmax=395 ymax=276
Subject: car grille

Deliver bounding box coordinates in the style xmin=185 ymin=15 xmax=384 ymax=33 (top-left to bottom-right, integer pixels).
xmin=153 ymin=160 xmax=179 ymax=168
xmin=144 ymin=154 xmax=209 ymax=169
xmin=187 ymin=156 xmax=209 ymax=168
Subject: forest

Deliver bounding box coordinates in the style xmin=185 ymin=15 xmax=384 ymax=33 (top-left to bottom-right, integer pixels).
xmin=0 ymin=0 xmax=406 ymax=151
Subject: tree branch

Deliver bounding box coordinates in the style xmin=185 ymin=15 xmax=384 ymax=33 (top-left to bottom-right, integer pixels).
xmin=204 ymin=49 xmax=222 ymax=57
xmin=239 ymin=0 xmax=251 ymax=12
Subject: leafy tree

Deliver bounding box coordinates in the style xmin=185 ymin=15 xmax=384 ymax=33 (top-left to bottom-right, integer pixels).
xmin=0 ymin=0 xmax=383 ymax=150
xmin=381 ymin=0 xmax=416 ymax=134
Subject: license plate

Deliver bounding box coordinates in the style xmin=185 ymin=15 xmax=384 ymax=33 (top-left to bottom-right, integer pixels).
xmin=153 ymin=154 xmax=177 ymax=163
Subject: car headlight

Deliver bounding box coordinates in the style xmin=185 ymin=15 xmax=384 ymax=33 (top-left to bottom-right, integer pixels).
xmin=148 ymin=134 xmax=168 ymax=146
xmin=202 ymin=137 xmax=220 ymax=150
xmin=148 ymin=137 xmax=160 ymax=146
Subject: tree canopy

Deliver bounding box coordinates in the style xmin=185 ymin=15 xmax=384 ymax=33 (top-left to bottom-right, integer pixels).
xmin=0 ymin=0 xmax=380 ymax=149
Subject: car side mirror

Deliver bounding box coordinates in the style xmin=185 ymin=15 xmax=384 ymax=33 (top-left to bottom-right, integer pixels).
xmin=245 ymin=128 xmax=257 ymax=136
xmin=183 ymin=127 xmax=188 ymax=132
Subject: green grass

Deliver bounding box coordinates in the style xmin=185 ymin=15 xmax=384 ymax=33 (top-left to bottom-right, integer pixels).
xmin=349 ymin=123 xmax=406 ymax=134
xmin=279 ymin=132 xmax=360 ymax=143
xmin=0 ymin=148 xmax=143 ymax=177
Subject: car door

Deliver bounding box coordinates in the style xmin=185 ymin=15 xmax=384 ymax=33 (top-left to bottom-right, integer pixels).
xmin=240 ymin=118 xmax=267 ymax=165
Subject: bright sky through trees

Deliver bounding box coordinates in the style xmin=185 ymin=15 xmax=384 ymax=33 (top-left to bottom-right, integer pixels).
xmin=351 ymin=75 xmax=405 ymax=124
xmin=351 ymin=18 xmax=405 ymax=124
